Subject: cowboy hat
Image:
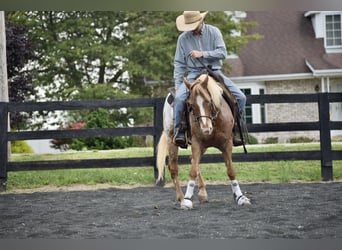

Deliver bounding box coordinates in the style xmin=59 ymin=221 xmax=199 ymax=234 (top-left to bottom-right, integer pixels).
xmin=176 ymin=11 xmax=208 ymax=32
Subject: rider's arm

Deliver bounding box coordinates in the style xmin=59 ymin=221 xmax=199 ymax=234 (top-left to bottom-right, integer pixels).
xmin=174 ymin=36 xmax=187 ymax=90
xmin=201 ymin=25 xmax=227 ymax=61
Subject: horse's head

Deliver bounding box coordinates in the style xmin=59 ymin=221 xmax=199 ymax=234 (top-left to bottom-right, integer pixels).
xmin=184 ymin=74 xmax=222 ymax=136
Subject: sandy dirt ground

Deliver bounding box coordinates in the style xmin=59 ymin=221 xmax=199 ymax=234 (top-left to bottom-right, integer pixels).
xmin=0 ymin=182 xmax=341 ymax=239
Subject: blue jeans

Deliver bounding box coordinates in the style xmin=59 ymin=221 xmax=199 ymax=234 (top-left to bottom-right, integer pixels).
xmin=174 ymin=70 xmax=246 ymax=135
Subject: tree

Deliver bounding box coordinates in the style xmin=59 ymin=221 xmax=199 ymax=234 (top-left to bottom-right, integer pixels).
xmin=9 ymin=11 xmax=260 ymax=100
xmin=5 ymin=12 xmax=36 ymax=129
xmin=8 ymin=11 xmax=131 ymax=101
xmin=123 ymin=12 xmax=178 ymax=96
xmin=7 ymin=11 xmax=260 ymax=135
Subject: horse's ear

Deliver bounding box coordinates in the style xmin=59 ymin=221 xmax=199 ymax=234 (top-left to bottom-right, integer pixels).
xmin=205 ymin=73 xmax=209 ymax=82
xmin=201 ymin=74 xmax=209 ymax=88
xmin=184 ymin=77 xmax=191 ymax=90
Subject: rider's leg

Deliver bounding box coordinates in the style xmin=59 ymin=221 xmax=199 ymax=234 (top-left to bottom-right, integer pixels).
xmin=173 ymin=83 xmax=188 ymax=145
xmin=217 ymin=71 xmax=246 ymax=117
xmin=216 ymin=71 xmax=246 ymax=146
xmin=173 ymin=73 xmax=198 ymax=146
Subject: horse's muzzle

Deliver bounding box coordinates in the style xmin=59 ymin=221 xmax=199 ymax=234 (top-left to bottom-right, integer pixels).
xmin=201 ymin=124 xmax=213 ymax=136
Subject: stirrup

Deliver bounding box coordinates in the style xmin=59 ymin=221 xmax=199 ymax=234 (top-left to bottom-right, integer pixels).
xmin=233 ymin=135 xmax=243 ymax=147
xmin=173 ymin=129 xmax=187 ymax=149
xmin=232 ymin=122 xmax=247 ymax=151
xmin=232 ymin=125 xmax=243 ymax=147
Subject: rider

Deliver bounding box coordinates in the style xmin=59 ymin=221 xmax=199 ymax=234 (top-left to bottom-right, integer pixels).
xmin=173 ymin=11 xmax=246 ymax=147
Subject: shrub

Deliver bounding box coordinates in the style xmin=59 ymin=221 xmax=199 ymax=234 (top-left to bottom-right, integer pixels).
xmin=289 ymin=137 xmax=313 ymax=143
xmin=332 ymin=135 xmax=342 ymax=142
xmin=247 ymin=134 xmax=258 ymax=144
xmin=71 ymin=136 xmax=134 ymax=151
xmin=264 ymin=137 xmax=278 ymax=144
xmin=11 ymin=140 xmax=34 ymax=154
xmin=50 ymin=122 xmax=86 ymax=151
xmin=70 ymin=109 xmax=135 ymax=150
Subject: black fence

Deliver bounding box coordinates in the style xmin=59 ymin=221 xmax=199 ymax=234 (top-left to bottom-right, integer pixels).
xmin=1 ymin=92 xmax=342 ymax=191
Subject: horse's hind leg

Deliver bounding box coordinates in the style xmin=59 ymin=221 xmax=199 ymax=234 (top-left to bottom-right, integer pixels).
xmin=197 ymin=149 xmax=208 ymax=203
xmin=168 ymin=142 xmax=184 ymax=202
xmin=197 ymin=171 xmax=208 ymax=203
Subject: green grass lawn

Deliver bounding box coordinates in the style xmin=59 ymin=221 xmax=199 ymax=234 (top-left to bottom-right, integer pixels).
xmin=6 ymin=143 xmax=342 ymax=191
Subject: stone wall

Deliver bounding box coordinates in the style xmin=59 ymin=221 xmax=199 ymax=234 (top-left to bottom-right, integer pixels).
xmin=265 ymin=79 xmax=321 ymax=123
xmin=252 ymin=78 xmax=322 ymax=143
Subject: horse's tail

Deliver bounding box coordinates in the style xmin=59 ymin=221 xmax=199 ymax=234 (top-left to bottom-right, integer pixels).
xmin=156 ymin=131 xmax=168 ymax=184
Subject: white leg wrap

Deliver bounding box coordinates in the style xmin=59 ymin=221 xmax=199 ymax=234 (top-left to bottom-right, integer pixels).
xmin=181 ymin=180 xmax=196 ymax=209
xmin=231 ymin=180 xmax=242 ymax=197
xmin=231 ymin=180 xmax=250 ymax=206
xmin=184 ymin=180 xmax=196 ymax=199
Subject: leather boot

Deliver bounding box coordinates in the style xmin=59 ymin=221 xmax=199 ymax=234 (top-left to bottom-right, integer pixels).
xmin=233 ymin=123 xmax=243 ymax=147
xmin=233 ymin=134 xmax=243 ymax=146
xmin=173 ymin=129 xmax=187 ymax=148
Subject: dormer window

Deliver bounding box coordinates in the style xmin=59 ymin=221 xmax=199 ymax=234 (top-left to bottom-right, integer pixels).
xmin=305 ymin=11 xmax=342 ymax=53
xmin=325 ymin=14 xmax=342 ymax=48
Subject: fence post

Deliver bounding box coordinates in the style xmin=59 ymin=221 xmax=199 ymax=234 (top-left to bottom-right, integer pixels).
xmin=153 ymin=97 xmax=165 ymax=186
xmin=318 ymin=93 xmax=333 ymax=181
xmin=0 ymin=102 xmax=8 ymax=191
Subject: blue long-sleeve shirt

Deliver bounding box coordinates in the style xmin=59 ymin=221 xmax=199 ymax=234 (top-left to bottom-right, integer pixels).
xmin=173 ymin=23 xmax=228 ymax=89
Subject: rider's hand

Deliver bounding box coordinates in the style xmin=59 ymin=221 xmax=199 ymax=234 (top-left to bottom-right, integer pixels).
xmin=189 ymin=50 xmax=203 ymax=58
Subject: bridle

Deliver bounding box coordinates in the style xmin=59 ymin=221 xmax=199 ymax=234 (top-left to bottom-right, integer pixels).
xmin=189 ymin=100 xmax=219 ymax=125
xmin=187 ymin=81 xmax=219 ymax=126
xmin=185 ymin=56 xmax=221 ymax=126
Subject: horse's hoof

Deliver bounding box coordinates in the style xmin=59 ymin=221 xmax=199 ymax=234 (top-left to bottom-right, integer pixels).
xmin=155 ymin=179 xmax=165 ymax=187
xmin=235 ymin=195 xmax=251 ymax=206
xmin=180 ymin=198 xmax=193 ymax=209
xmin=198 ymin=196 xmax=208 ymax=203
xmin=198 ymin=190 xmax=208 ymax=203
xmin=242 ymin=197 xmax=251 ymax=206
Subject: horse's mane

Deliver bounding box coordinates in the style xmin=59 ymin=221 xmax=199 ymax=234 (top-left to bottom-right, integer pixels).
xmin=207 ymin=75 xmax=223 ymax=109
xmin=193 ymin=75 xmax=222 ymax=109
xmin=190 ymin=74 xmax=223 ymax=109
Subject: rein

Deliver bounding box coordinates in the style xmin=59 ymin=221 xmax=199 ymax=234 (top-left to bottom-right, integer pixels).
xmin=194 ymin=58 xmax=248 ymax=153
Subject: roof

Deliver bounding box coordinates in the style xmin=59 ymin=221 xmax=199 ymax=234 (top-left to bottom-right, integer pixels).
xmin=226 ymin=11 xmax=342 ymax=78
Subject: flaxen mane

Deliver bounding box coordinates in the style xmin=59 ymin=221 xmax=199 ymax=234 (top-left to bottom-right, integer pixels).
xmin=191 ymin=74 xmax=223 ymax=109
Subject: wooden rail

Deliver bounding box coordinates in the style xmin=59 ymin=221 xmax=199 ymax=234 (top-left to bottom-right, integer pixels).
xmin=0 ymin=93 xmax=341 ymax=191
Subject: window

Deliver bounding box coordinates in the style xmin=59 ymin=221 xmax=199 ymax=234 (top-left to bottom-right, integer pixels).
xmin=325 ymin=14 xmax=342 ymax=47
xmin=241 ymin=88 xmax=252 ymax=124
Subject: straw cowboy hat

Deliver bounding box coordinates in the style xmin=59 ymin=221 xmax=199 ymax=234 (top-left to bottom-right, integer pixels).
xmin=176 ymin=11 xmax=208 ymax=32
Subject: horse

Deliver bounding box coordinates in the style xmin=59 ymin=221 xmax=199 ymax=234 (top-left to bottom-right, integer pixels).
xmin=156 ymin=73 xmax=250 ymax=209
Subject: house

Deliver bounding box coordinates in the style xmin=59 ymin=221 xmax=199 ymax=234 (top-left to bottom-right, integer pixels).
xmin=226 ymin=11 xmax=342 ymax=143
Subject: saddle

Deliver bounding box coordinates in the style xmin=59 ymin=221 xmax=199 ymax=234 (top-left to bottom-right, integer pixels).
xmin=213 ymin=73 xmax=249 ymax=153
xmin=167 ymin=88 xmax=191 ymax=148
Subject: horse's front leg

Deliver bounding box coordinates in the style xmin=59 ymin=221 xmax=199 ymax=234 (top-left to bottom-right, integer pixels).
xmin=180 ymin=142 xmax=206 ymax=209
xmin=196 ymin=147 xmax=208 ymax=204
xmin=222 ymin=140 xmax=251 ymax=206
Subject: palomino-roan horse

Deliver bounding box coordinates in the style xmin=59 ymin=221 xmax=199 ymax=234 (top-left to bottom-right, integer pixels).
xmin=156 ymin=73 xmax=250 ymax=209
